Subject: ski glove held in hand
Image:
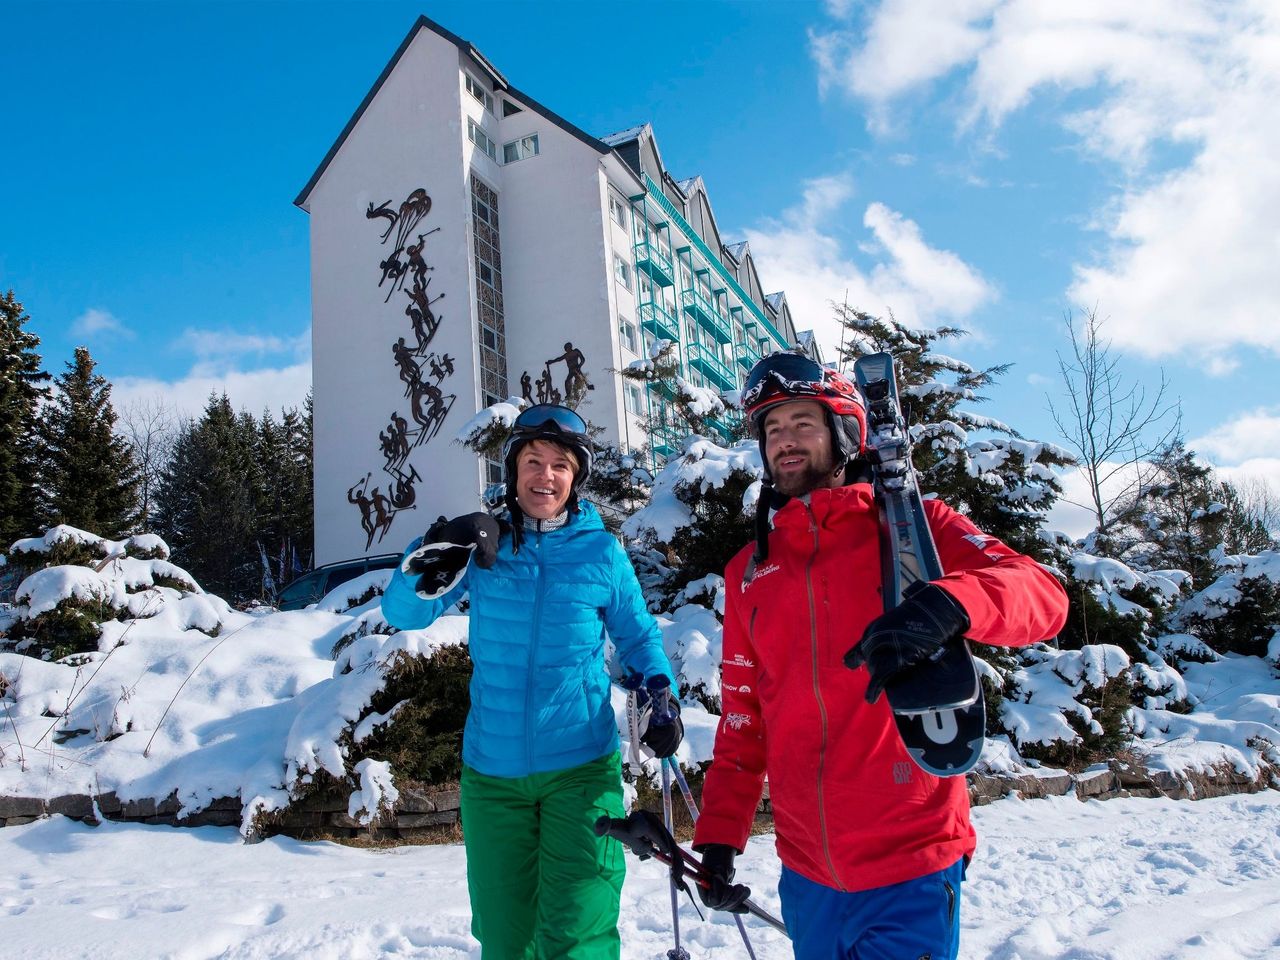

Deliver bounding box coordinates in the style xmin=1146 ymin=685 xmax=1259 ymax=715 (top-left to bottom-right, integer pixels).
xmin=639 ymin=675 xmax=684 ymax=760
xmin=697 ymin=844 xmax=750 ymax=913
xmin=843 ymin=582 xmax=970 ymax=704
xmin=401 ymin=512 xmax=501 ymax=600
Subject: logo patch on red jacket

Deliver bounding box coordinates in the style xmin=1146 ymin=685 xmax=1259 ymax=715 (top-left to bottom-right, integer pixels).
xmin=724 ymin=712 xmax=753 ymax=731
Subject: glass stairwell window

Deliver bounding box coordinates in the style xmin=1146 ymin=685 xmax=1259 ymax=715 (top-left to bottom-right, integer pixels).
xmin=468 ymin=118 xmax=497 ymax=161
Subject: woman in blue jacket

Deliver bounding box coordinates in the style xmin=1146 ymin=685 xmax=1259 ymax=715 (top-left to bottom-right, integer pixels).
xmin=382 ymin=404 xmax=680 ymax=959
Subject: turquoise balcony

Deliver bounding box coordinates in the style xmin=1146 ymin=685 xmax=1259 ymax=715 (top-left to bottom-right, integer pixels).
xmin=638 ymin=301 xmax=680 ymax=344
xmin=735 ymin=339 xmax=762 ymax=371
xmin=680 ymin=287 xmax=732 ymax=344
xmin=687 ymin=342 xmax=736 ymax=391
xmin=634 ymin=231 xmax=675 ymax=288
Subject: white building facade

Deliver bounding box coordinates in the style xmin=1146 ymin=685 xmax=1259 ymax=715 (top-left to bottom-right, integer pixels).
xmin=297 ymin=16 xmax=807 ymax=564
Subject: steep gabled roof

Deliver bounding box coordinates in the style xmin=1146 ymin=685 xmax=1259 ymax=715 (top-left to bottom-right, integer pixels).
xmin=296 ymin=15 xmax=625 ymax=209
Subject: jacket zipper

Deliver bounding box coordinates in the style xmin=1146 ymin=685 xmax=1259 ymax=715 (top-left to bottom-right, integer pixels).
xmin=526 ymin=529 xmax=546 ymax=773
xmin=804 ymin=502 xmax=845 ymax=891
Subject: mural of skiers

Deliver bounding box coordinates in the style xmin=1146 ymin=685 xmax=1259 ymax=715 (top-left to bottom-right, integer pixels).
xmin=350 ymin=186 xmax=454 ymax=550
xmin=518 ymin=340 xmax=594 ymax=408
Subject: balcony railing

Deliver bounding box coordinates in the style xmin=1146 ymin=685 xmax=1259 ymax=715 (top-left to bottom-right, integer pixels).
xmin=735 ymin=340 xmax=762 ymax=371
xmin=638 ymin=173 xmax=790 ymax=352
xmin=680 ymin=287 xmax=732 ymax=345
xmin=638 ymin=301 xmax=680 ymax=344
xmin=687 ymin=342 xmax=736 ymax=391
xmin=634 ymin=232 xmax=675 ymax=288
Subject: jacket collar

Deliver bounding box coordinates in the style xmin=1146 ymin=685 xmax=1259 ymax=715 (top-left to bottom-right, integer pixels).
xmin=771 ymin=482 xmax=877 ymax=534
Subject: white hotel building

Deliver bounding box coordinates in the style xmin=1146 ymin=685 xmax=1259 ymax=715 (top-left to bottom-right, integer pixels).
xmin=297 ymin=15 xmax=814 ymax=564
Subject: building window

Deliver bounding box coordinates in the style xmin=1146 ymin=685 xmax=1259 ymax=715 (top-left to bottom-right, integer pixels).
xmin=503 ymin=134 xmax=540 ymax=164
xmin=465 ymin=73 xmax=495 ymax=114
xmin=471 ymin=174 xmax=509 ymax=404
xmin=614 ymin=255 xmax=632 ymax=291
xmin=609 ymin=196 xmax=629 ymax=231
xmin=502 ymin=98 xmax=522 ymax=117
xmin=638 ymin=276 xmax=654 ymax=306
xmin=619 ymin=316 xmax=638 ymax=354
xmin=468 ymin=118 xmax=497 ymax=161
xmin=625 ymin=381 xmax=645 ymax=416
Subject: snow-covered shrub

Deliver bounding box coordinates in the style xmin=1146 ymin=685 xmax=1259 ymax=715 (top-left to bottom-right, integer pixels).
xmin=2 ymin=529 xmax=208 ymax=660
xmin=1172 ymin=548 xmax=1280 ymax=658
xmin=999 ymin=643 xmax=1133 ymax=768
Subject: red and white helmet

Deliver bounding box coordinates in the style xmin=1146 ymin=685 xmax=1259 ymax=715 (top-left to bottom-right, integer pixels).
xmin=742 ymin=351 xmax=866 ymax=481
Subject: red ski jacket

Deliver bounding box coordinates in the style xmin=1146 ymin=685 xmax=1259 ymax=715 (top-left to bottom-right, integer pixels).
xmin=692 ymin=482 xmax=1068 ymax=893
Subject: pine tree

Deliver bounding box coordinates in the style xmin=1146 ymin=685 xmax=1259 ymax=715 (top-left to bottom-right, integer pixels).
xmin=258 ymin=405 xmax=314 ymax=588
xmin=834 ymin=304 xmax=1071 ymax=557
xmin=155 ymin=394 xmax=263 ymax=602
xmin=1112 ymin=441 xmax=1276 ymax=585
xmin=36 ymin=346 xmax=140 ymax=538
xmin=0 ymin=290 xmax=51 ymax=545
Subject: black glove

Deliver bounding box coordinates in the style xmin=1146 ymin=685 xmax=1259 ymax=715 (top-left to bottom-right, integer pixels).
xmin=401 ymin=512 xmax=501 ymax=599
xmin=639 ymin=675 xmax=684 ymax=759
xmin=696 ymin=843 xmax=750 ymax=913
xmin=843 ymin=582 xmax=970 ymax=704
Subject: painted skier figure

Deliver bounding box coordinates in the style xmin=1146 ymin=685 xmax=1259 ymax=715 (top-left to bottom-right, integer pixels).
xmin=692 ymin=352 xmax=1068 ymax=960
xmin=382 ymin=404 xmax=682 ymax=959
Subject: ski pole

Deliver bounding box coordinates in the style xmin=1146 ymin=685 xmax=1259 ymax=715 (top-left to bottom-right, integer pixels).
xmin=664 ymin=757 xmax=762 ymax=960
xmin=596 ymin=811 xmax=788 ymax=937
xmin=661 ymin=758 xmax=690 ymax=960
xmin=655 ymin=685 xmax=690 ymax=960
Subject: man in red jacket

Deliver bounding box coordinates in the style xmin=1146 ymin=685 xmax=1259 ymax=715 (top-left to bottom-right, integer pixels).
xmin=691 ymin=352 xmax=1068 ymax=960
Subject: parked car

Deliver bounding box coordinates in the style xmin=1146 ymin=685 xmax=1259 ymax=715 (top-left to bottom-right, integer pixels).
xmin=276 ymin=554 xmax=401 ymax=611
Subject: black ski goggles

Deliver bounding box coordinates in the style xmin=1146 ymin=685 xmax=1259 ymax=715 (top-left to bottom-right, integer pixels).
xmin=741 ymin=353 xmax=828 ymax=409
xmin=512 ymin=403 xmax=587 ymax=437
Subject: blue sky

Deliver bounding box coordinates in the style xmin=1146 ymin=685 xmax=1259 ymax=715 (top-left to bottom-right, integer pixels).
xmin=4 ymin=1 xmax=1279 ymax=519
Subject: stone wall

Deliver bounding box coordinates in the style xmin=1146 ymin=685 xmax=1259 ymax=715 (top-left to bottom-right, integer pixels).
xmin=2 ymin=758 xmax=1275 ymax=835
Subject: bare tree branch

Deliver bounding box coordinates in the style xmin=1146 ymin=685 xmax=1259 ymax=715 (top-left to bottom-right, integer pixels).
xmin=1047 ymin=307 xmax=1182 ymax=552
xmin=118 ymin=396 xmax=179 ymax=533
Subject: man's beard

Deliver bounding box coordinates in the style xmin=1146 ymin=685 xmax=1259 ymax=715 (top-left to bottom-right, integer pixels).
xmin=771 ymin=452 xmax=840 ymax=497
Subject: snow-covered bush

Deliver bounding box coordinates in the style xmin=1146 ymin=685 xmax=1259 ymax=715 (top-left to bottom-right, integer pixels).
xmin=1172 ymin=548 xmax=1280 ymax=659
xmin=999 ymin=642 xmax=1133 ymax=768
xmin=2 ymin=527 xmax=207 ymax=660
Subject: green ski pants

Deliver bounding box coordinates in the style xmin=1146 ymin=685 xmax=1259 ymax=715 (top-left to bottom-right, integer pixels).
xmin=460 ymin=751 xmax=627 ymax=960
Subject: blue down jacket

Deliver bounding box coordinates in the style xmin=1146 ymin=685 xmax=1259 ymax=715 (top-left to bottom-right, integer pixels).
xmin=381 ymin=502 xmax=673 ymax=779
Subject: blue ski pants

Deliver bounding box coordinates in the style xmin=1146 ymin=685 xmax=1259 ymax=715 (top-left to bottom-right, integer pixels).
xmin=779 ymin=858 xmax=965 ymax=960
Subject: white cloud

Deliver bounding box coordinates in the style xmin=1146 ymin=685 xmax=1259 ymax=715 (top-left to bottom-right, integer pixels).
xmin=812 ymin=1 xmax=1280 ymax=364
xmin=743 ymin=174 xmax=993 ymax=355
xmin=71 ymin=308 xmax=133 ymax=340
xmin=112 ymin=363 xmax=312 ymax=423
xmin=176 ymin=327 xmax=310 ymax=361
xmin=1191 ymin=407 xmax=1280 ymax=464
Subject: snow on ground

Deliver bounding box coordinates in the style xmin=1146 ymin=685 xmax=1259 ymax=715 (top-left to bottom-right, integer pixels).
xmin=4 ymin=790 xmax=1280 ymax=959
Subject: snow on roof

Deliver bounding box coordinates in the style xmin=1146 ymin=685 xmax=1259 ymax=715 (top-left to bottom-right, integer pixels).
xmin=724 ymin=241 xmax=749 ymax=261
xmin=765 ymin=292 xmax=786 ymax=311
xmin=600 ymin=123 xmax=650 ymax=146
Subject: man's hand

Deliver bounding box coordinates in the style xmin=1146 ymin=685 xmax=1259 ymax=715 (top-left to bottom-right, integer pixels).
xmin=696 ymin=844 xmax=750 ymax=913
xmin=843 ymin=582 xmax=970 ymax=704
xmin=401 ymin=512 xmax=501 ymax=599
xmin=639 ymin=675 xmax=684 ymax=759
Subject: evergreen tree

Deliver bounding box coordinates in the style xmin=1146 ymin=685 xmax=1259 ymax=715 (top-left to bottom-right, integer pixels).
xmin=258 ymin=405 xmax=314 ymax=587
xmin=834 ymin=304 xmax=1070 ymax=557
xmin=36 ymin=346 xmax=139 ymax=538
xmin=155 ymin=394 xmax=262 ymax=602
xmin=0 ymin=290 xmax=51 ymax=545
xmin=1111 ymin=441 xmax=1275 ymax=584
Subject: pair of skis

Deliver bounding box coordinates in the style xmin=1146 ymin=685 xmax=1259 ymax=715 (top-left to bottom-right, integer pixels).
xmin=852 ymin=352 xmax=986 ymax=777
